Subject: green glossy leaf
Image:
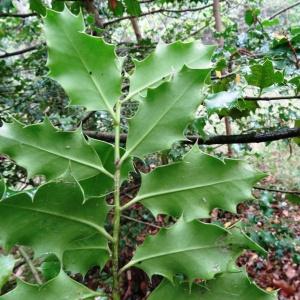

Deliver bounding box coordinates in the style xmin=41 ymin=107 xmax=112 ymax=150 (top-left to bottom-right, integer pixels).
xmin=286 ymin=194 xmax=300 ymax=204
xmin=128 ymin=41 xmax=215 ymax=99
xmin=124 ymin=220 xmax=264 ymax=283
xmin=0 ymin=175 xmax=110 ymax=274
xmin=220 ymin=99 xmax=259 ymax=120
xmin=245 ymin=8 xmax=260 ymax=26
xmin=124 ymin=0 xmax=141 ymax=16
xmin=148 ymin=271 xmax=276 ymax=300
xmin=51 ymin=0 xmax=64 ymax=11
xmin=29 ymin=0 xmax=46 ymax=16
xmin=261 ymin=18 xmax=279 ymax=28
xmin=80 ymin=139 xmax=133 ymax=197
xmin=125 ymin=67 xmax=210 ymax=157
xmin=0 ymin=0 xmax=13 ymax=12
xmin=0 ymin=271 xmax=100 ymax=300
xmin=0 ymin=119 xmax=112 ymax=181
xmin=294 ymin=120 xmax=300 ymax=145
xmin=0 ymin=255 xmax=15 ymax=290
xmin=289 ymin=76 xmax=300 ymax=94
xmin=193 ymin=117 xmax=207 ymax=139
xmin=44 ymin=7 xmax=121 ymax=116
xmin=40 ymin=254 xmax=61 ymax=281
xmin=205 ymin=91 xmax=241 ymax=115
xmin=132 ymin=145 xmax=264 ymax=220
xmin=0 ymin=179 xmax=5 ymax=199
xmin=246 ymin=60 xmax=277 ymax=91
xmin=108 ymin=0 xmax=125 ymax=16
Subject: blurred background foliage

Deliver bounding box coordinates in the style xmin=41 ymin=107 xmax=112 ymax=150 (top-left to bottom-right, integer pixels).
xmin=0 ymin=0 xmax=300 ymax=299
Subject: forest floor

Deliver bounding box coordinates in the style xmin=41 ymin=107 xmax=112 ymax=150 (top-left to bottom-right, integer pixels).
xmin=224 ymin=194 xmax=300 ymax=300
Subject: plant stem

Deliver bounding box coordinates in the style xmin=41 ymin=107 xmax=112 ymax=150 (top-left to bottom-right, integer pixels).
xmin=112 ymin=100 xmax=122 ymax=300
xmin=18 ymin=246 xmax=43 ymax=285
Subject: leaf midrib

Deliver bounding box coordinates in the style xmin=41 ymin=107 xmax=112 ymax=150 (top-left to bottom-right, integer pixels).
xmin=1 ymin=132 xmax=104 ymax=174
xmin=59 ymin=26 xmax=115 ymax=117
xmin=1 ymin=202 xmax=108 ymax=239
xmin=136 ymin=176 xmax=255 ymax=202
xmin=131 ymin=243 xmax=230 ymax=265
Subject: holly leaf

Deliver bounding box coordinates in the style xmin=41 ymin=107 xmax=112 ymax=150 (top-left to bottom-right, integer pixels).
xmin=125 ymin=67 xmax=210 ymax=157
xmin=0 ymin=255 xmax=15 ymax=290
xmin=0 ymin=179 xmax=5 ymax=199
xmin=44 ymin=7 xmax=121 ymax=116
xmin=246 ymin=60 xmax=278 ymax=92
xmin=261 ymin=18 xmax=279 ymax=28
xmin=148 ymin=271 xmax=276 ymax=300
xmin=294 ymin=120 xmax=300 ymax=145
xmin=128 ymin=41 xmax=215 ymax=99
xmin=0 ymin=174 xmax=110 ymax=274
xmin=51 ymin=0 xmax=64 ymax=12
xmin=79 ymin=139 xmax=133 ymax=197
xmin=244 ymin=8 xmax=260 ymax=26
xmin=0 ymin=119 xmax=112 ymax=181
xmin=123 ymin=220 xmax=264 ymax=283
xmin=205 ymin=91 xmax=241 ymax=115
xmin=286 ymin=194 xmax=300 ymax=204
xmin=124 ymin=0 xmax=141 ymax=16
xmin=289 ymin=76 xmax=300 ymax=94
xmin=130 ymin=145 xmax=264 ymax=220
xmin=29 ymin=0 xmax=46 ymax=16
xmin=0 ymin=271 xmax=101 ymax=300
xmin=218 ymin=100 xmax=259 ymax=120
xmin=40 ymin=254 xmax=61 ymax=281
xmin=108 ymin=0 xmax=126 ymax=16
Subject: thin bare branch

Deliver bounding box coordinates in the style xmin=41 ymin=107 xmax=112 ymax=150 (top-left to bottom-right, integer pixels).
xmin=269 ymin=1 xmax=300 ymax=19
xmin=0 ymin=44 xmax=44 ymax=59
xmin=103 ymin=2 xmax=220 ymax=26
xmin=254 ymin=186 xmax=300 ymax=196
xmin=18 ymin=246 xmax=43 ymax=285
xmin=244 ymin=95 xmax=300 ymax=101
xmin=121 ymin=215 xmax=163 ymax=229
xmin=0 ymin=13 xmax=37 ymax=18
xmin=84 ymin=127 xmax=300 ymax=145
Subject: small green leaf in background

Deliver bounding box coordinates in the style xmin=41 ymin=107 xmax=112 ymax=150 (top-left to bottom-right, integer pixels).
xmin=193 ymin=117 xmax=207 ymax=140
xmin=108 ymin=0 xmax=125 ymax=16
xmin=29 ymin=0 xmax=46 ymax=16
xmin=0 ymin=0 xmax=13 ymax=12
xmin=0 ymin=178 xmax=5 ymax=199
xmin=0 ymin=271 xmax=100 ymax=300
xmin=51 ymin=0 xmax=64 ymax=12
xmin=261 ymin=18 xmax=279 ymax=28
xmin=40 ymin=254 xmax=60 ymax=281
xmin=290 ymin=76 xmax=300 ymax=94
xmin=246 ymin=59 xmax=278 ymax=92
xmin=244 ymin=8 xmax=260 ymax=26
xmin=133 ymin=145 xmax=264 ymax=221
xmin=124 ymin=220 xmax=264 ymax=283
xmin=221 ymin=100 xmax=259 ymax=119
xmin=286 ymin=194 xmax=300 ymax=204
xmin=124 ymin=0 xmax=141 ymax=16
xmin=0 ymin=255 xmax=15 ymax=291
xmin=148 ymin=271 xmax=276 ymax=300
xmin=293 ymin=120 xmax=300 ymax=145
xmin=205 ymin=91 xmax=241 ymax=115
xmin=274 ymin=70 xmax=284 ymax=84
